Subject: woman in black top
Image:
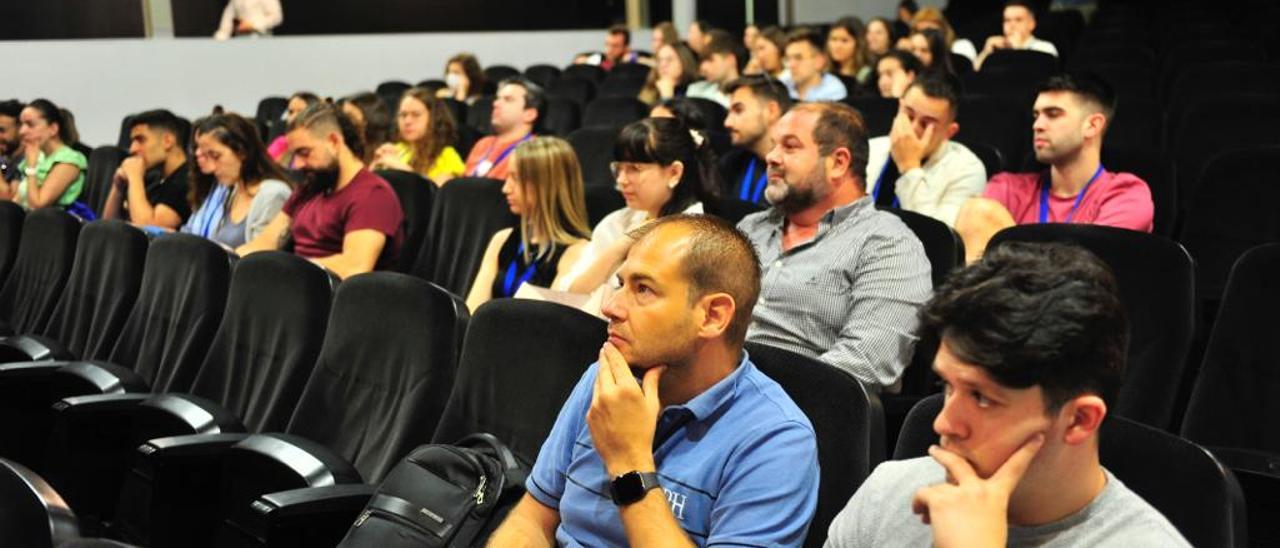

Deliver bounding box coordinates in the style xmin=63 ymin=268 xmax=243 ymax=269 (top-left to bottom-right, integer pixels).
xmin=466 ymin=136 xmax=591 ymax=311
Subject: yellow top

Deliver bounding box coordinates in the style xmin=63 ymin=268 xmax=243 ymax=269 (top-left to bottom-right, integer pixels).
xmin=393 ymin=142 xmax=465 ymax=182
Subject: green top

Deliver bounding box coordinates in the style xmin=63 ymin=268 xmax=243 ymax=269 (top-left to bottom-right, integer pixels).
xmin=16 ymin=145 xmax=87 ymax=209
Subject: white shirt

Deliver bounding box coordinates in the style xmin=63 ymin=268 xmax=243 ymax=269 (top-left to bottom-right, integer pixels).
xmin=553 ymin=202 xmax=704 ymax=291
xmin=214 ymin=0 xmax=283 ymax=40
xmin=685 ymin=81 xmax=730 ymax=108
xmin=864 ymin=137 xmax=987 ymax=228
xmin=1020 ymin=36 xmax=1060 ymax=57
xmin=951 ymin=39 xmax=978 ymax=62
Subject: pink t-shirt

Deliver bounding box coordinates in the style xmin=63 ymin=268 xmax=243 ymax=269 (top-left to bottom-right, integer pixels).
xmin=267 ymin=135 xmax=289 ymax=161
xmin=983 ymin=170 xmax=1154 ymax=233
xmin=282 ymin=169 xmax=404 ymax=269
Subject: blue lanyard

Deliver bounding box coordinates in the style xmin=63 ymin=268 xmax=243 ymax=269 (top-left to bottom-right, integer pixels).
xmin=738 ymin=158 xmax=769 ymax=203
xmin=472 ymin=133 xmax=531 ymax=176
xmin=501 ymin=242 xmax=539 ymax=297
xmin=1039 ymin=164 xmax=1105 ymax=224
xmin=873 ymin=159 xmax=900 ymax=209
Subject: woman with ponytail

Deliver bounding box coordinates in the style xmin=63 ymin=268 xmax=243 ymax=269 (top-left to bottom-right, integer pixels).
xmin=0 ymin=99 xmax=87 ymax=212
xmin=555 ymin=116 xmax=721 ymax=294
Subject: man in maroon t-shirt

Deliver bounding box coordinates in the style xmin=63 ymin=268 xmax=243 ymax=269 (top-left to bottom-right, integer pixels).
xmin=237 ymin=102 xmax=403 ymax=279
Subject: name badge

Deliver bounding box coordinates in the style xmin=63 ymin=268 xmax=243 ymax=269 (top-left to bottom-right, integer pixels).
xmin=475 ymin=160 xmax=494 ymax=177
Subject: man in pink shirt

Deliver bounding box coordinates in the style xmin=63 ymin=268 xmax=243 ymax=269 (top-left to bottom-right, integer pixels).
xmin=956 ymin=73 xmax=1152 ymax=262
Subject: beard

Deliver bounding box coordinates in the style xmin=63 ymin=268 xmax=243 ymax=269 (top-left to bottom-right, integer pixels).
xmin=301 ymin=161 xmax=340 ymax=196
xmin=765 ymin=162 xmax=830 ymax=215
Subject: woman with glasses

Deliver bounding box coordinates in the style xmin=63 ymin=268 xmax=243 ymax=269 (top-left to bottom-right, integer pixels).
xmin=182 ymin=113 xmax=294 ymax=249
xmin=555 ymin=117 xmax=720 ymax=294
xmin=465 ymin=136 xmax=591 ymax=311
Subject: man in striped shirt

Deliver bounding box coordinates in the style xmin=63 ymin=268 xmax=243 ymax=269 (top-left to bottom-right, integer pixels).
xmin=737 ymin=102 xmax=932 ymax=391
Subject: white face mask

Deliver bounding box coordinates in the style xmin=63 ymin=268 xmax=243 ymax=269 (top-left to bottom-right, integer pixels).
xmin=445 ymin=73 xmax=464 ymax=90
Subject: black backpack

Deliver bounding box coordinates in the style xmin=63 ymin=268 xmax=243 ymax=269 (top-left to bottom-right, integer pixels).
xmin=337 ymin=433 xmax=530 ymax=547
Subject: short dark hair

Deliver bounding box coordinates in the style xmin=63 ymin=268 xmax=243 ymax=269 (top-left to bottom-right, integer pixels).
xmin=919 ymin=242 xmax=1127 ymax=411
xmin=899 ymin=0 xmax=919 ymax=13
xmin=905 ymin=72 xmax=962 ymax=117
xmin=789 ymin=102 xmax=870 ymax=188
xmin=1005 ymin=0 xmax=1038 ymax=20
xmin=0 ymin=100 xmax=23 ymax=120
xmin=130 ymin=109 xmax=187 ymax=146
xmin=723 ymin=75 xmax=793 ymax=113
xmin=878 ymin=49 xmax=923 ymax=75
xmin=703 ymin=29 xmax=737 ymax=59
xmin=784 ymin=27 xmax=825 ymax=53
xmin=630 ymin=214 xmax=761 ymax=346
xmin=608 ymin=23 xmax=630 ymax=45
xmin=1037 ymin=72 xmax=1117 ymax=121
xmin=498 ymin=76 xmax=546 ymax=124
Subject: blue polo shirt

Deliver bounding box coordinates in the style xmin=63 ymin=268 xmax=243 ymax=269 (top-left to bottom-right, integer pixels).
xmin=781 ymin=72 xmax=848 ymax=102
xmin=527 ymin=354 xmax=819 ymax=547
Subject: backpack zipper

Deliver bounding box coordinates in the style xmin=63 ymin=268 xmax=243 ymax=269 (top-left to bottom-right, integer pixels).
xmin=474 ymin=474 xmax=487 ymax=505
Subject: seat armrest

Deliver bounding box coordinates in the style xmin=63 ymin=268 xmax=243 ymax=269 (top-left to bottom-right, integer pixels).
xmin=221 ymin=484 xmax=375 ymax=548
xmin=1209 ymin=446 xmax=1280 ymax=481
xmin=228 ymin=433 xmax=364 ymax=487
xmin=0 ymin=334 xmax=76 ymax=363
xmin=53 ymin=360 xmax=150 ymax=396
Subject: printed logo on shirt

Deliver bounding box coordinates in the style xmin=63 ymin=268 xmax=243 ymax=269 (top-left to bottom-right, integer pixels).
xmin=664 ymin=488 xmax=688 ymax=521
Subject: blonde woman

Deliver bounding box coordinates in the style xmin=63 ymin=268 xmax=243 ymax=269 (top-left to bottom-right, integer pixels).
xmin=465 ymin=136 xmax=591 ymax=311
xmin=372 ymin=87 xmax=464 ymax=185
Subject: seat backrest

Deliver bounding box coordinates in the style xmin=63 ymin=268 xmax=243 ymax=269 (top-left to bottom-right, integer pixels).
xmin=412 ymin=178 xmax=516 ymax=297
xmin=1172 ymin=94 xmax=1280 ymax=207
xmin=548 ymin=78 xmax=597 ymax=107
xmin=1180 ymin=146 xmax=1280 ymax=300
xmin=374 ymin=170 xmax=435 ymax=274
xmin=685 ymin=97 xmax=728 ymax=130
xmin=882 ymin=208 xmax=962 ymax=288
xmin=894 ymin=393 xmax=1248 ymax=548
xmin=0 ymin=209 xmax=81 ymax=335
xmin=1183 ymin=243 xmax=1280 ymax=453
xmin=567 ymin=127 xmax=620 ymax=188
xmin=542 ymin=97 xmax=582 ymax=137
xmin=465 ymin=97 xmax=495 ymax=134
xmin=747 ymin=342 xmax=884 ymax=548
xmin=483 ymin=65 xmax=521 ymax=84
xmin=584 ymin=185 xmax=626 ymax=228
xmin=582 ymin=97 xmax=649 ymax=130
xmin=610 ymin=62 xmax=651 ymax=79
xmin=0 ymin=202 xmax=24 ymax=286
xmin=108 ymin=233 xmax=234 ymax=394
xmin=0 ymin=458 xmax=79 ymax=548
xmin=432 ymin=299 xmax=605 ymax=462
xmin=561 ymin=63 xmax=605 ymax=84
xmin=375 ymin=81 xmax=411 ymax=111
xmin=83 ymin=146 xmax=127 ymax=218
xmin=1068 ymin=45 xmax=1156 ymax=70
xmin=39 ymin=221 xmax=148 ymax=360
xmin=596 ymin=74 xmax=646 ymax=98
xmin=187 ymin=252 xmax=336 ymax=433
xmin=980 ymin=49 xmax=1060 ymax=80
xmin=955 ymin=95 xmax=1030 ymax=172
xmin=523 ymin=64 xmax=562 ymax=89
xmin=951 ymin=139 xmax=1004 ymax=181
xmin=254 ymin=96 xmax=288 ymax=140
xmin=844 ymin=96 xmax=896 ymax=138
xmin=988 ymin=224 xmax=1196 ymax=430
xmin=285 ymin=273 xmax=469 ymax=482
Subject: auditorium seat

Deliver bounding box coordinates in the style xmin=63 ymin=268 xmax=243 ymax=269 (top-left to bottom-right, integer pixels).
xmin=582 ymin=97 xmax=648 ymax=130
xmin=1157 ymin=42 xmax=1267 ymax=104
xmin=374 ymin=80 xmax=411 ymax=110
xmin=523 ymin=64 xmax=562 ymax=89
xmin=949 ymin=52 xmax=973 ymax=76
xmin=1182 ymin=243 xmax=1280 ymax=547
xmin=465 ymin=96 xmax=495 ymax=134
xmin=1180 ymin=147 xmax=1280 ymax=302
xmin=955 ymin=96 xmax=1029 ymax=174
xmin=41 ymin=252 xmax=336 ymax=527
xmin=843 ymin=96 xmax=896 ymax=138
xmin=610 ymin=62 xmax=651 ymax=80
xmin=0 ymin=458 xmax=79 ymax=547
xmin=374 ymin=169 xmax=434 ymax=275
xmin=254 ymin=96 xmax=288 ymax=141
xmin=1164 ymin=63 xmax=1280 ymax=143
xmin=483 ymin=64 xmax=521 ymax=84
xmin=440 ymin=98 xmax=469 ymax=134
xmin=567 ymin=127 xmax=620 ymax=189
xmin=978 ymin=49 xmax=1059 ymax=80
xmin=82 ymin=146 xmax=127 ymax=218
xmin=596 ymin=74 xmax=647 ymax=98
xmin=0 ymin=202 xmax=23 ymax=286
xmin=0 ymin=234 xmax=234 ymax=472
xmin=748 ymin=342 xmax=884 ymax=548
xmin=952 ymin=139 xmax=1005 ymax=177
xmin=0 ymin=221 xmax=147 ymax=365
xmin=411 ymin=177 xmax=516 ymax=297
xmin=896 ymin=394 xmax=1248 ymax=548
xmin=988 ymin=225 xmax=1195 ymax=431
xmin=685 ymin=97 xmax=728 ymax=130
xmin=0 ymin=209 xmax=81 ymax=337
xmin=547 ymin=77 xmax=598 ymax=108
xmin=1103 ymin=96 xmax=1161 ymax=151
xmin=542 ymin=96 xmax=583 ymax=137
xmin=129 ymin=273 xmax=467 ymax=548
xmin=415 ymin=79 xmax=447 ymax=96
xmin=584 ymin=184 xmax=625 ymax=228
xmin=1170 ymin=93 xmax=1280 ymax=211
xmin=561 ymin=64 xmax=605 ymax=84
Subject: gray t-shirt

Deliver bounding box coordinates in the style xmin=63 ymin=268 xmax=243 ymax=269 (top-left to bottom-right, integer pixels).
xmin=824 ymin=457 xmax=1190 ymax=548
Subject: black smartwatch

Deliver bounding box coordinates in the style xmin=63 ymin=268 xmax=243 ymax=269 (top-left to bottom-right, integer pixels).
xmin=609 ymin=471 xmax=661 ymax=505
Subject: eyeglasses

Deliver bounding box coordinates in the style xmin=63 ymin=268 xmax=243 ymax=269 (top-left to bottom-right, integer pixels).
xmin=609 ymin=161 xmax=659 ymax=180
xmin=194 ymin=148 xmax=223 ymax=161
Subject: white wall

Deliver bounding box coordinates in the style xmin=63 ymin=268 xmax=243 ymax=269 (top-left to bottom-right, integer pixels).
xmin=0 ymin=29 xmax=647 ymax=146
xmin=790 ymin=0 xmax=948 ymax=24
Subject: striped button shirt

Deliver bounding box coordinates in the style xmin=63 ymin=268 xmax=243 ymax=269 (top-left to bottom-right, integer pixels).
xmin=737 ymin=197 xmax=933 ymax=390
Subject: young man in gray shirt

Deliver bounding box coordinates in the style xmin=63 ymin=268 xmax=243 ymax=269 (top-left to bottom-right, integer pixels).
xmin=824 ymin=243 xmax=1190 ymax=547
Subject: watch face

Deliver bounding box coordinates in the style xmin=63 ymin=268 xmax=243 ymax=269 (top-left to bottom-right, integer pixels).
xmin=610 ymin=471 xmax=649 ymax=505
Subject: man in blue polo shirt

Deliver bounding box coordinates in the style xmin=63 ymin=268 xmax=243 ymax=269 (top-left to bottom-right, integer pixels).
xmin=488 ymin=214 xmax=819 ymax=547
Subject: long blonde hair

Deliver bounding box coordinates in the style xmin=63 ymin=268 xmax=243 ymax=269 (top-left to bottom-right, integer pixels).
xmin=511 ymin=136 xmax=591 ymax=261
